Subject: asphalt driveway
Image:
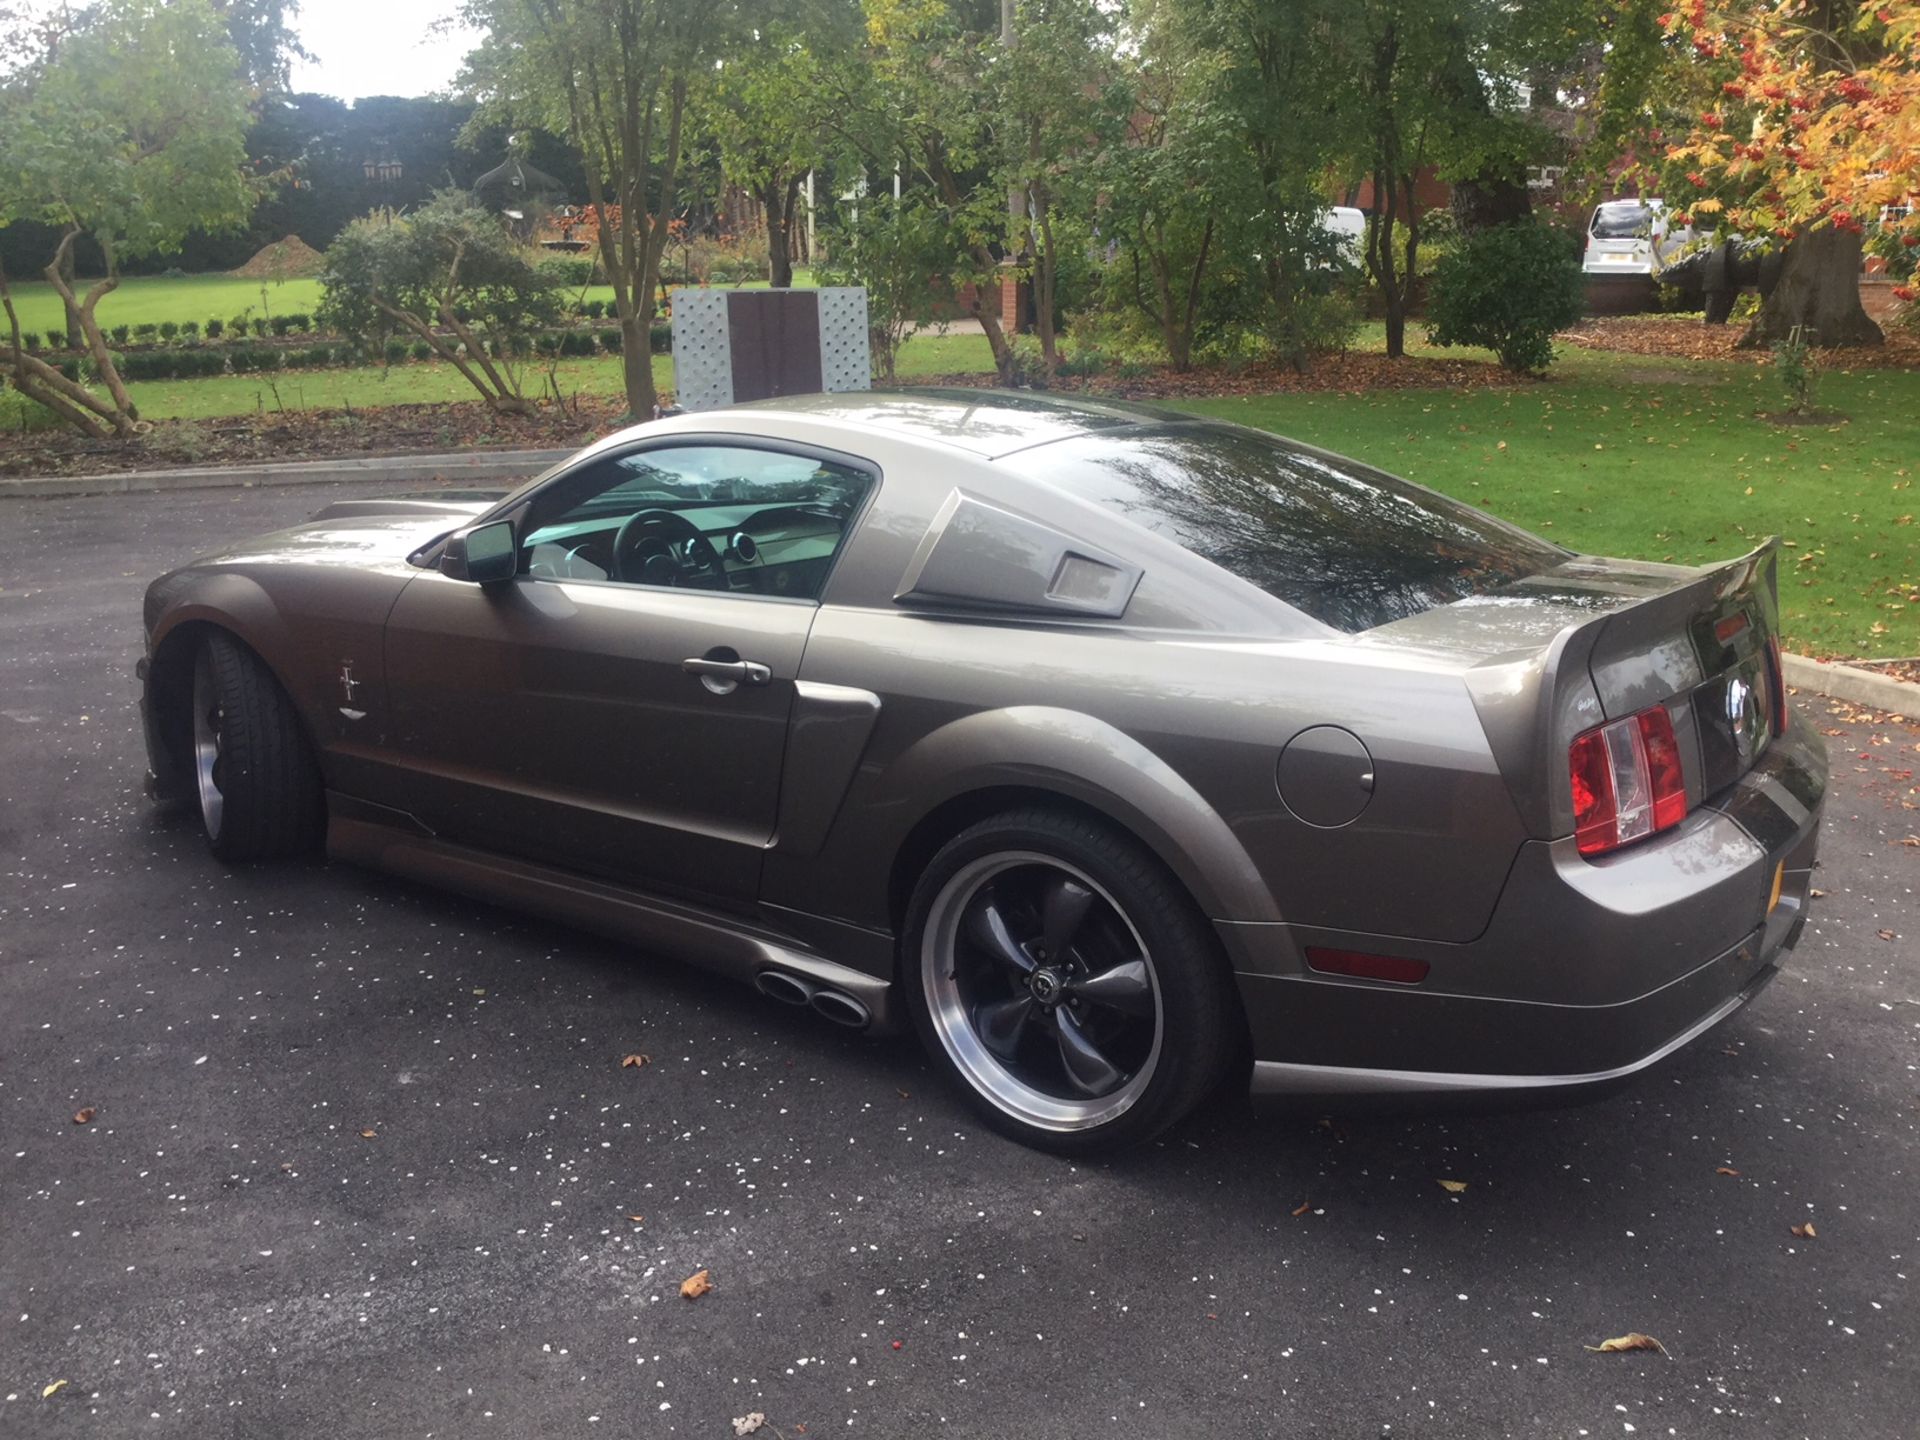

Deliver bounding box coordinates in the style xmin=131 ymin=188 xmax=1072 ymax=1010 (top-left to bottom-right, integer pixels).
xmin=2 ymin=480 xmax=1915 ymax=1439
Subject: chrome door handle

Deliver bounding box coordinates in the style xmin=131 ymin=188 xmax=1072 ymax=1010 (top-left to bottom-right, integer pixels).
xmin=682 ymin=657 xmax=772 ymax=685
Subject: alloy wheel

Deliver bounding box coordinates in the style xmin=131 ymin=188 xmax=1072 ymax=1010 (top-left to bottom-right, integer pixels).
xmin=191 ymin=647 xmax=225 ymax=839
xmin=922 ymin=852 xmax=1163 ymax=1133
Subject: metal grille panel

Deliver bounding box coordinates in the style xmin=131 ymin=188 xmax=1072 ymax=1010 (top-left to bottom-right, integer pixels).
xmin=670 ymin=289 xmax=734 ymax=412
xmin=816 ymin=287 xmax=872 ymax=393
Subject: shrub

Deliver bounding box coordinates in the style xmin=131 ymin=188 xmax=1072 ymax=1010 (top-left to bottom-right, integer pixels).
xmin=158 ymin=320 xmax=179 ymax=342
xmin=229 ymin=313 xmax=250 ymax=336
xmin=21 ymin=331 xmax=42 ymax=350
xmin=598 ymin=327 xmax=623 ymax=354
xmin=269 ymin=314 xmax=297 ymax=336
xmin=1426 ymin=219 xmax=1585 ymax=373
xmin=583 ymin=298 xmax=606 ymax=320
xmin=286 ymin=311 xmax=312 ymax=333
xmin=229 ymin=346 xmax=279 ymax=374
xmin=649 ymin=321 xmax=672 ymax=353
xmin=133 ymin=322 xmax=158 ymax=342
xmin=410 ymin=340 xmax=433 ymax=362
xmin=250 ymin=317 xmax=268 ymax=337
xmin=204 ymin=318 xmax=224 ymax=339
xmin=537 ymin=254 xmax=596 ymax=288
xmin=559 ymin=329 xmax=597 ymax=357
xmin=384 ymin=338 xmax=408 ymax=364
xmin=123 ymin=348 xmax=231 ymax=380
xmin=1772 ymin=325 xmax=1822 ymax=415
xmin=533 ymin=331 xmax=562 ymax=357
xmin=0 ymin=384 xmax=64 ymax=434
xmin=181 ymin=320 xmax=200 ymax=341
xmin=110 ymin=324 xmax=130 ymax=344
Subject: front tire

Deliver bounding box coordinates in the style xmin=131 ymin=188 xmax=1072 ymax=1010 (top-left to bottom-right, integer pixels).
xmin=190 ymin=633 xmax=323 ymax=861
xmin=903 ymin=808 xmax=1239 ymax=1153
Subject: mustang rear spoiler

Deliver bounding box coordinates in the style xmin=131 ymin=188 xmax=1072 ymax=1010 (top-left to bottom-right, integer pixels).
xmin=1464 ymin=541 xmax=1780 ymax=840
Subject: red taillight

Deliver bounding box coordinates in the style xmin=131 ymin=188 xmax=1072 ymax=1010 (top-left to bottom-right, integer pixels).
xmin=1765 ymin=635 xmax=1788 ymax=736
xmin=1570 ymin=704 xmax=1690 ymax=856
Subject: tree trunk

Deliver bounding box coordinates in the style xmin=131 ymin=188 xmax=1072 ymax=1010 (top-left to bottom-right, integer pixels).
xmin=763 ymin=177 xmax=795 ymax=288
xmin=57 ymin=244 xmax=81 ymax=348
xmin=1739 ymin=225 xmax=1881 ymax=348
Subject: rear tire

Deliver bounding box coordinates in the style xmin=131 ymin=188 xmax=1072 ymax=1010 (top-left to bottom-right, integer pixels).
xmin=902 ymin=808 xmax=1239 ymax=1154
xmin=190 ymin=632 xmax=323 ymax=861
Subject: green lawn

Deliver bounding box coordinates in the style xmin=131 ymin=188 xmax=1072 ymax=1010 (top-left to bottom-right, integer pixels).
xmin=2 ymin=267 xmax=820 ymax=340
xmin=1172 ymin=346 xmax=1919 ymax=661
xmin=6 ymin=274 xmax=327 ymax=337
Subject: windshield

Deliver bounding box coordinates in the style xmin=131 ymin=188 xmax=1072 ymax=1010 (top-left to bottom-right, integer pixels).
xmin=1012 ymin=424 xmax=1567 ymax=633
xmin=1591 ymin=202 xmax=1655 ymax=239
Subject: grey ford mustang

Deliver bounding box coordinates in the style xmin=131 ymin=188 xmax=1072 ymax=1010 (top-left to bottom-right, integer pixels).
xmin=139 ymin=390 xmax=1826 ymax=1152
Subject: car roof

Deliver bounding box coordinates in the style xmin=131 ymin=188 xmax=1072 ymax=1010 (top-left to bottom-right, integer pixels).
xmin=701 ymin=387 xmax=1177 ymax=459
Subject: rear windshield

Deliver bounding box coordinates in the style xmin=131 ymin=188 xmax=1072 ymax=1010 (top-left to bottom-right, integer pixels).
xmin=1591 ymin=202 xmax=1654 ymax=239
xmin=1014 ymin=425 xmax=1566 ymax=633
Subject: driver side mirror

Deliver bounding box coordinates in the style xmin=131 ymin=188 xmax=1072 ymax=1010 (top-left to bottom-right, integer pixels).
xmin=441 ymin=519 xmax=518 ymax=585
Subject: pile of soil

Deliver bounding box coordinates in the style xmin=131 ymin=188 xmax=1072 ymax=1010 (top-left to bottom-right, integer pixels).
xmin=0 ymin=396 xmax=634 ymax=480
xmin=230 ymin=236 xmax=326 ymax=281
xmin=1559 ymin=315 xmax=1920 ymax=369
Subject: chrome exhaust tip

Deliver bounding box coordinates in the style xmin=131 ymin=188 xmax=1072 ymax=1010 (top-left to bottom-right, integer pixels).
xmin=755 ymin=970 xmax=815 ymax=1007
xmin=809 ymin=988 xmax=872 ymax=1031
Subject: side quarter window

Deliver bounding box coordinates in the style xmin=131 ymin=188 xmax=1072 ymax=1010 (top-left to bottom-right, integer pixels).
xmin=517 ymin=444 xmax=873 ymax=601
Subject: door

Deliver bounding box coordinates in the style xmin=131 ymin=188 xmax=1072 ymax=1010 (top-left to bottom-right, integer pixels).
xmin=380 ymin=440 xmax=876 ymax=907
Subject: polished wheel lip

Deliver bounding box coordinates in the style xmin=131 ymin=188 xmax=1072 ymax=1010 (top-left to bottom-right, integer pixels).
xmin=191 ymin=647 xmax=224 ymax=839
xmin=923 ymin=851 xmax=1163 ymax=1134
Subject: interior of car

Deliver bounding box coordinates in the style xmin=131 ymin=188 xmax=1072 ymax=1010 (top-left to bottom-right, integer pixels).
xmin=518 ymin=444 xmax=872 ymax=601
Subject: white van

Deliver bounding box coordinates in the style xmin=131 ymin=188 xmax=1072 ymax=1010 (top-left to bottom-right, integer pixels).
xmin=1583 ymin=198 xmax=1693 ymax=275
xmin=1325 ymin=206 xmax=1367 ymax=265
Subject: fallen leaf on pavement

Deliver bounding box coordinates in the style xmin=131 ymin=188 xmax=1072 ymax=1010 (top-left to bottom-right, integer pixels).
xmin=1291 ymin=1199 xmax=1311 ymax=1217
xmin=626 ymin=1214 xmax=644 ymax=1224
xmin=732 ymin=1415 xmax=766 ymax=1437
xmin=621 ymin=1053 xmax=652 ymax=1069
xmin=71 ymin=1108 xmax=95 ymax=1125
xmin=1586 ymin=1333 xmax=1668 ymax=1356
xmin=1878 ymin=930 xmax=1897 ymax=941
xmin=42 ymin=1380 xmax=67 ymax=1398
xmin=1437 ymin=1179 xmax=1469 ymax=1194
xmin=680 ymin=1268 xmax=712 ymax=1300
xmin=1792 ymin=1222 xmax=1817 ymax=1238
xmin=1716 ymin=1167 xmax=1741 ymax=1176
xmin=1810 ymin=888 xmax=1827 ymax=898
xmin=359 ymin=1129 xmax=377 ymax=1139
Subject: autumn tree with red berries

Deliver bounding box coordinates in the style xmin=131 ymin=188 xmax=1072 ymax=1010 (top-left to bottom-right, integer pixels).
xmin=1602 ymin=0 xmax=1919 ymax=346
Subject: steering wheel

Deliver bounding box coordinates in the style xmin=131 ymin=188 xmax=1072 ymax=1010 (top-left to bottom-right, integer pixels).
xmin=610 ymin=509 xmax=727 ymax=589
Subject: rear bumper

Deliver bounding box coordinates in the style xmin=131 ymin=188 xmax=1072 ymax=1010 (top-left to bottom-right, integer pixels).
xmin=1229 ymin=718 xmax=1825 ymax=1100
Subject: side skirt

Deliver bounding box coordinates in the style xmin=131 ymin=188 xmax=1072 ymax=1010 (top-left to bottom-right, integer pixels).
xmin=326 ymin=806 xmax=899 ymax=1032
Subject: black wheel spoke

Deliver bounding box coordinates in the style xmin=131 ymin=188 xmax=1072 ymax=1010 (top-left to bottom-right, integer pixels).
xmin=1067 ymin=958 xmax=1153 ymax=1017
xmin=1053 ymin=1007 xmax=1127 ymax=1097
xmin=963 ymin=894 xmax=1035 ymax=976
xmin=975 ymin=994 xmax=1038 ymax=1061
xmin=1039 ymin=875 xmax=1094 ymax=956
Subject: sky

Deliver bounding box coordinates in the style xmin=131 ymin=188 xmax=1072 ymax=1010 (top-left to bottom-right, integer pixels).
xmin=286 ymin=0 xmax=481 ymax=102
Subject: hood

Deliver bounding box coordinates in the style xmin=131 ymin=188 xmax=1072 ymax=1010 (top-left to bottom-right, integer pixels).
xmin=307 ymin=489 xmax=505 ymax=522
xmin=186 ymin=512 xmax=465 ymax=571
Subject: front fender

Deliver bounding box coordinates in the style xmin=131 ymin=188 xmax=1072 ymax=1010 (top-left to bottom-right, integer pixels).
xmin=147 ymin=570 xmax=302 ymax=677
